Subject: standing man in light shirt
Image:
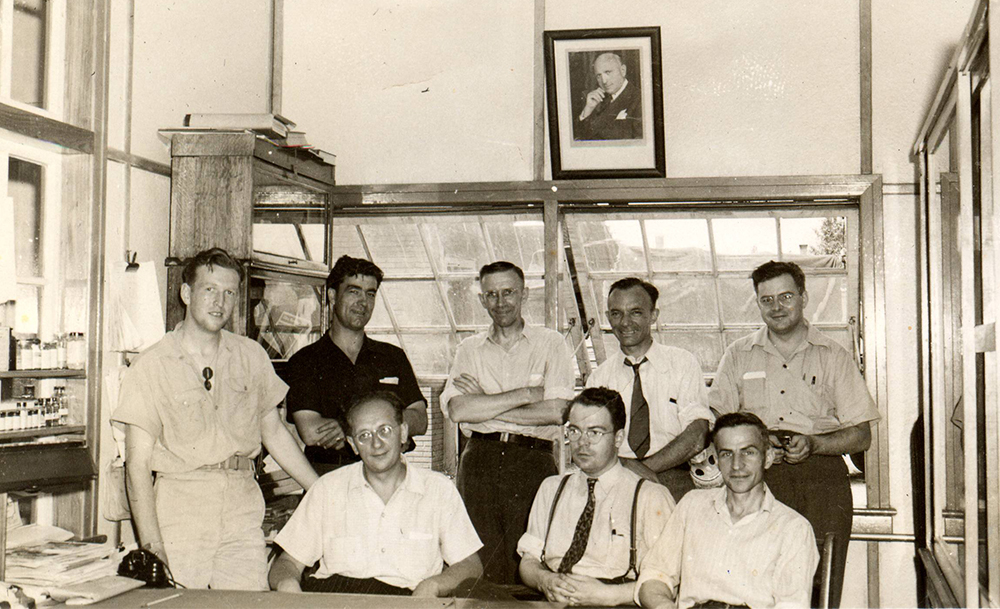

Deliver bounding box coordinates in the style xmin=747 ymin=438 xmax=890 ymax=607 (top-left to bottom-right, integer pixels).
xmin=441 ymin=261 xmax=576 ymax=585
xmin=637 ymin=412 xmax=819 ymax=609
xmin=114 ymin=248 xmax=318 ymax=590
xmin=586 ymin=278 xmax=712 ymax=500
xmin=518 ymin=387 xmax=675 ymax=606
xmin=709 ymin=260 xmax=879 ymax=608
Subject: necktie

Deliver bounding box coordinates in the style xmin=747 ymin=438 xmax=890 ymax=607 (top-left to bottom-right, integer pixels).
xmin=558 ymin=478 xmax=598 ymax=573
xmin=627 ymin=358 xmax=651 ymax=458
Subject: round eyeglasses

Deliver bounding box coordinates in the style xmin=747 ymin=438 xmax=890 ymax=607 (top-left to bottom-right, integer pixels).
xmin=564 ymin=425 xmax=614 ymax=443
xmin=354 ymin=424 xmax=396 ymax=445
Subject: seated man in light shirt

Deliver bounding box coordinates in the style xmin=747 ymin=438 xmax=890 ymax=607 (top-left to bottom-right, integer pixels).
xmin=269 ymin=391 xmax=483 ymax=597
xmin=637 ymin=413 xmax=819 ymax=609
xmin=519 ymin=387 xmax=675 ymax=606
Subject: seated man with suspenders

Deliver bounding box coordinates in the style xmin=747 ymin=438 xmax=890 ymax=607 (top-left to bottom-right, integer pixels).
xmin=518 ymin=387 xmax=675 ymax=606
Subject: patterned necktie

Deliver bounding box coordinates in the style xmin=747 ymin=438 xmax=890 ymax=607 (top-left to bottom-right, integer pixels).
xmin=627 ymin=358 xmax=651 ymax=458
xmin=558 ymin=478 xmax=598 ymax=573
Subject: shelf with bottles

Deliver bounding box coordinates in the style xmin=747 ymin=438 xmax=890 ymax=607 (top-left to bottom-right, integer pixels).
xmin=0 ymin=369 xmax=86 ymax=379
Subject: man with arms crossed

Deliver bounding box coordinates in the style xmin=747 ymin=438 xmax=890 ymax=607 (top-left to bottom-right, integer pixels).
xmin=441 ymin=261 xmax=576 ymax=584
xmin=519 ymin=387 xmax=675 ymax=606
xmin=576 ymin=52 xmax=643 ymax=141
xmin=285 ymin=255 xmax=427 ymax=475
xmin=709 ymin=260 xmax=879 ymax=608
xmin=637 ymin=413 xmax=819 ymax=609
xmin=270 ymin=391 xmax=483 ymax=597
xmin=114 ymin=248 xmax=318 ymax=589
xmin=587 ymin=278 xmax=712 ymax=500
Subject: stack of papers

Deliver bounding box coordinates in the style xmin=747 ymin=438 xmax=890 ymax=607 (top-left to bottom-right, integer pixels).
xmin=5 ymin=540 xmax=119 ymax=588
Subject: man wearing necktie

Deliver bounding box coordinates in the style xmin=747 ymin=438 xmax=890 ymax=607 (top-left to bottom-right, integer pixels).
xmin=586 ymin=278 xmax=713 ymax=500
xmin=574 ymin=52 xmax=643 ymax=141
xmin=518 ymin=387 xmax=675 ymax=606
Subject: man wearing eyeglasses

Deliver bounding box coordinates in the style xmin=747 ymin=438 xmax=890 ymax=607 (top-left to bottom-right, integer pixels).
xmin=113 ymin=248 xmax=319 ymax=590
xmin=708 ymin=260 xmax=879 ymax=608
xmin=518 ymin=387 xmax=674 ymax=606
xmin=285 ymin=255 xmax=428 ymax=476
xmin=441 ymin=261 xmax=576 ymax=585
xmin=586 ymin=277 xmax=712 ymax=500
xmin=270 ymin=391 xmax=483 ymax=596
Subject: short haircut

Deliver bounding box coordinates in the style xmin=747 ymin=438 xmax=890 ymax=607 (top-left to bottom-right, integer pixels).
xmin=343 ymin=390 xmax=404 ymax=436
xmin=608 ymin=277 xmax=659 ymax=308
xmin=711 ymin=412 xmax=770 ymax=450
xmin=478 ymin=261 xmax=524 ymax=283
xmin=182 ymin=248 xmax=244 ymax=285
xmin=751 ymin=260 xmax=806 ymax=294
xmin=563 ymin=386 xmax=627 ymax=433
xmin=593 ymin=52 xmax=623 ymax=68
xmin=326 ymin=255 xmax=384 ymax=293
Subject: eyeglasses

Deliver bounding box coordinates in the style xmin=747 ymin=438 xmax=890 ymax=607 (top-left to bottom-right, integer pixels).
xmin=564 ymin=425 xmax=614 ymax=443
xmin=203 ymin=367 xmax=213 ymax=391
xmin=354 ymin=424 xmax=396 ymax=445
xmin=757 ymin=292 xmax=798 ymax=307
xmin=482 ymin=288 xmax=520 ymax=303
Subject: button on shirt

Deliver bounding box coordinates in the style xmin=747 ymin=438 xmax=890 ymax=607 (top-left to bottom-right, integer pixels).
xmin=517 ymin=462 xmax=675 ymax=579
xmin=587 ymin=342 xmax=712 ymax=459
xmin=441 ymin=324 xmax=576 ymax=442
xmin=709 ymin=323 xmax=879 ymax=435
xmin=112 ymin=328 xmax=288 ymax=473
xmin=275 ymin=459 xmax=483 ymax=590
xmin=636 ymin=486 xmax=819 ymax=609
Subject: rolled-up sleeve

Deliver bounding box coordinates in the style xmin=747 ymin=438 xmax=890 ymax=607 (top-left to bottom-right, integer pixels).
xmin=708 ymin=347 xmax=741 ymax=416
xmin=543 ymin=335 xmax=576 ymax=402
xmin=772 ymin=518 xmax=821 ymax=609
xmin=516 ymin=476 xmax=559 ymax=562
xmin=439 ymin=483 xmax=483 ymax=565
xmin=675 ymin=350 xmax=713 ymax=430
xmin=634 ymin=498 xmax=686 ymax=606
xmin=440 ymin=338 xmax=475 ymax=420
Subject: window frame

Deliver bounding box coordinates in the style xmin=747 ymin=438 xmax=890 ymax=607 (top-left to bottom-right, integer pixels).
xmin=0 ymin=0 xmax=66 ymax=118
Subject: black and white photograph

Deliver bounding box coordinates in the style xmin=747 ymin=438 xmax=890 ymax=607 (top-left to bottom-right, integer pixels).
xmin=545 ymin=27 xmax=665 ymax=179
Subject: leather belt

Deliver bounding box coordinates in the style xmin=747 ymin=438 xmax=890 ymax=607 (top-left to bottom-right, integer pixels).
xmin=199 ymin=455 xmax=255 ymax=471
xmin=471 ymin=431 xmax=553 ymax=452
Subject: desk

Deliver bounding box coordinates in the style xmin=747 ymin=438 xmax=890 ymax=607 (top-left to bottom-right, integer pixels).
xmin=90 ymin=589 xmax=565 ymax=609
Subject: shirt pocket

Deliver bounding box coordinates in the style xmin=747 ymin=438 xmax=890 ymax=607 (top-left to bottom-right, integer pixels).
xmin=163 ymin=388 xmax=209 ymax=448
xmin=740 ymin=377 xmax=770 ymax=421
xmin=226 ymin=376 xmax=259 ymax=430
xmin=395 ymin=530 xmax=439 ymax=583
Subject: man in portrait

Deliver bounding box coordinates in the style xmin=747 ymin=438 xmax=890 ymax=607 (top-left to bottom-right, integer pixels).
xmin=575 ymin=52 xmax=643 ymax=141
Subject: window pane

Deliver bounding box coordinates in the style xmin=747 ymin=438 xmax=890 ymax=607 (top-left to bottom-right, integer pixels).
xmin=362 ymin=224 xmax=432 ymax=276
xmin=15 ymin=284 xmax=39 ymax=335
xmin=718 ymin=277 xmax=759 ymax=324
xmin=331 ymin=223 xmax=369 ymax=260
xmin=655 ymin=332 xmax=722 ymax=374
xmin=12 ymin=0 xmax=47 ymax=108
xmin=445 ymin=278 xmax=490 ymax=327
xmin=422 ymin=222 xmax=489 ymax=274
xmin=9 ymin=158 xmax=43 ymax=277
xmin=248 ymin=275 xmax=324 ymax=360
xmin=577 ymin=220 xmax=646 ymax=273
xmin=645 ymin=219 xmax=712 ymax=271
xmin=652 ymin=277 xmax=719 ymax=325
xmin=804 ymin=276 xmax=849 ymax=324
xmin=392 ymin=333 xmax=457 ymax=377
xmin=485 ymin=218 xmax=546 ymax=274
xmin=781 ymin=216 xmax=847 ymax=268
xmin=712 ymin=218 xmax=778 ymax=270
xmin=381 ymin=281 xmax=450 ymax=328
xmin=252 ymin=224 xmax=325 ymax=262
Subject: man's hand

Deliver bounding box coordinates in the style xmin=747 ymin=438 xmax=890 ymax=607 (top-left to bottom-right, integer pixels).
xmin=561 ymin=573 xmax=613 ymax=606
xmin=783 ymin=434 xmax=814 ymax=464
xmin=579 ymin=88 xmax=606 ymax=121
xmin=537 ymin=571 xmax=575 ymax=603
xmin=274 ymin=578 xmax=303 ymax=593
xmin=621 ymin=457 xmax=660 ymax=482
xmin=314 ymin=418 xmax=346 ymax=450
xmin=411 ymin=578 xmax=442 ymax=598
xmin=452 ymin=373 xmax=485 ymax=396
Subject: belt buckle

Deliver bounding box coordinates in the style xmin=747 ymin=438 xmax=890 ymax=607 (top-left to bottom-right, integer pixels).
xmin=499 ymin=432 xmax=511 ymax=442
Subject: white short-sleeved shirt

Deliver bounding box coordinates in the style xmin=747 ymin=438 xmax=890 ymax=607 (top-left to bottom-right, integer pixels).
xmin=440 ymin=323 xmax=576 ymax=442
xmin=274 ymin=460 xmax=482 ymax=590
xmin=587 ymin=341 xmax=713 ymax=459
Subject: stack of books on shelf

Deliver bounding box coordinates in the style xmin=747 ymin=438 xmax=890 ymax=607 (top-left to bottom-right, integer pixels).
xmin=181 ymin=113 xmax=336 ymax=165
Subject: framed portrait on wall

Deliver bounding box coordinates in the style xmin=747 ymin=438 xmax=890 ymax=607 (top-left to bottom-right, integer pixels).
xmin=544 ymin=26 xmax=665 ymax=180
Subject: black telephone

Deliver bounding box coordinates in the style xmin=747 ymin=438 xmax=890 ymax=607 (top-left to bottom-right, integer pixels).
xmin=118 ymin=549 xmax=173 ymax=588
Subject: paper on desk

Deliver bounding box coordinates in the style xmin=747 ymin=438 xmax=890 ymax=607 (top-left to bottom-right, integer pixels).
xmin=107 ymin=260 xmax=164 ymax=354
xmin=5 ymin=523 xmax=74 ymax=549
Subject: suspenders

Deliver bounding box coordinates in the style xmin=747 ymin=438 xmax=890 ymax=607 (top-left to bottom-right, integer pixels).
xmin=539 ymin=474 xmax=647 ymax=582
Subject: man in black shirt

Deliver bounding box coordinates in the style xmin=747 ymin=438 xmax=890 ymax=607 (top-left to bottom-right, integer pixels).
xmin=285 ymin=256 xmax=428 ymax=474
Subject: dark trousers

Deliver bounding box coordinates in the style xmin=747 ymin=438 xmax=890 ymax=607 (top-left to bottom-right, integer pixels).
xmin=456 ymin=436 xmax=557 ymax=585
xmin=765 ymin=455 xmax=852 ymax=609
xmin=301 ymin=573 xmax=410 ymax=595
